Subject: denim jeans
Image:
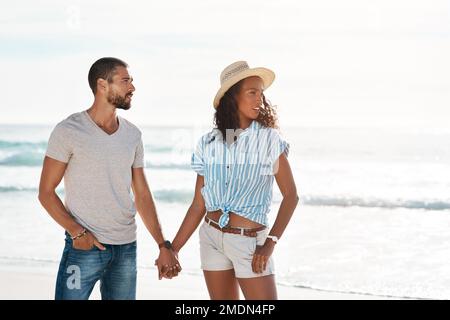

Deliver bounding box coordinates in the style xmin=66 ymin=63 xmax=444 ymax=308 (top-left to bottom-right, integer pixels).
xmin=55 ymin=232 xmax=137 ymax=300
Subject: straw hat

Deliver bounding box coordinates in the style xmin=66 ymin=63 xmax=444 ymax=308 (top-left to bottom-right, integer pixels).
xmin=213 ymin=61 xmax=275 ymax=108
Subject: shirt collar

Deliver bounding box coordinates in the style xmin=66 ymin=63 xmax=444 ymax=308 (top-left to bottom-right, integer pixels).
xmin=211 ymin=120 xmax=262 ymax=141
xmin=249 ymin=120 xmax=262 ymax=130
xmin=240 ymin=120 xmax=261 ymax=138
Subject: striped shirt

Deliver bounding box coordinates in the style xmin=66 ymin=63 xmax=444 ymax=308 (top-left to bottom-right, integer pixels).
xmin=191 ymin=120 xmax=290 ymax=227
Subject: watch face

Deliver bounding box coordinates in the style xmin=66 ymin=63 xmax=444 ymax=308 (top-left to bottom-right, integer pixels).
xmin=164 ymin=240 xmax=172 ymax=249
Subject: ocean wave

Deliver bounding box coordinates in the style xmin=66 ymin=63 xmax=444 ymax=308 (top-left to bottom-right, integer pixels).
xmin=0 ymin=139 xmax=186 ymax=152
xmin=0 ymin=139 xmax=191 ymax=168
xmin=146 ymin=163 xmax=191 ymax=170
xmin=278 ymin=281 xmax=431 ymax=300
xmin=0 ymin=186 xmax=38 ymax=192
xmin=0 ymin=152 xmax=44 ymax=167
xmin=152 ymin=189 xmax=194 ymax=203
xmin=0 ymin=140 xmax=181 ymax=152
xmin=0 ymin=140 xmax=47 ymax=149
xmin=0 ymin=140 xmax=47 ymax=166
xmin=1 ymin=185 xmax=448 ymax=211
xmin=302 ymin=195 xmax=450 ymax=210
xmin=0 ymin=152 xmax=191 ymax=169
xmin=0 ymin=186 xmax=193 ymax=203
xmin=146 ymin=145 xmax=189 ymax=153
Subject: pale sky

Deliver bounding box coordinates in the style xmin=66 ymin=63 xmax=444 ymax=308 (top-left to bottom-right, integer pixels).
xmin=1 ymin=0 xmax=449 ymax=128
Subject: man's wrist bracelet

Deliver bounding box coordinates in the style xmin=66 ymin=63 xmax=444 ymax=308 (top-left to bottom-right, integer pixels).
xmin=71 ymin=229 xmax=87 ymax=240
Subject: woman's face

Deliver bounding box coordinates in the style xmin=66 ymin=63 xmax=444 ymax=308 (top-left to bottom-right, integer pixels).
xmin=235 ymin=76 xmax=264 ymax=123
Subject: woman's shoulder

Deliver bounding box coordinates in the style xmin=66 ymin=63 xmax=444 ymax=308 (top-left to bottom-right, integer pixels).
xmin=255 ymin=125 xmax=284 ymax=140
xmin=198 ymin=128 xmax=221 ymax=145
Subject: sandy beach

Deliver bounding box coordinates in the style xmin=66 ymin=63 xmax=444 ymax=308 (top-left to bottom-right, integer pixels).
xmin=0 ymin=258 xmax=402 ymax=300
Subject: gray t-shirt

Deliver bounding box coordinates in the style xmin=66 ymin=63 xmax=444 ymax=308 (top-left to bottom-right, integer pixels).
xmin=46 ymin=111 xmax=145 ymax=244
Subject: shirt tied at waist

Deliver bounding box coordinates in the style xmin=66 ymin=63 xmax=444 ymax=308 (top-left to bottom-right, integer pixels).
xmin=217 ymin=206 xmax=231 ymax=228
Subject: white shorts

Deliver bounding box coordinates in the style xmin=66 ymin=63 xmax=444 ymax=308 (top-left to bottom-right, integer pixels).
xmin=199 ymin=221 xmax=275 ymax=278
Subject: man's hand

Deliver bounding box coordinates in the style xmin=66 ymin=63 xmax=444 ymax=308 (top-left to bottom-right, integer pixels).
xmin=155 ymin=249 xmax=181 ymax=280
xmin=72 ymin=230 xmax=106 ymax=251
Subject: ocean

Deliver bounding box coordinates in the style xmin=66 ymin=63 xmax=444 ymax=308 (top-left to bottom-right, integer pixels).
xmin=0 ymin=123 xmax=449 ymax=299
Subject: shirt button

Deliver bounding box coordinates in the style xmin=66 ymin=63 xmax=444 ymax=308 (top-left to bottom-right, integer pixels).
xmin=227 ymin=166 xmax=229 ymax=169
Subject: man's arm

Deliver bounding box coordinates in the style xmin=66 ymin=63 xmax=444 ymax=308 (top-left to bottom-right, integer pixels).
xmin=131 ymin=167 xmax=180 ymax=279
xmin=38 ymin=156 xmax=105 ymax=250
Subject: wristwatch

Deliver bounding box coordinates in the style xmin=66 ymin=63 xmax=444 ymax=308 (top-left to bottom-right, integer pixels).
xmin=158 ymin=240 xmax=173 ymax=250
xmin=266 ymin=235 xmax=278 ymax=243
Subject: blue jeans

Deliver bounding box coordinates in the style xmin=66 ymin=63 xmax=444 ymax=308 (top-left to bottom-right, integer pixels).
xmin=55 ymin=232 xmax=137 ymax=300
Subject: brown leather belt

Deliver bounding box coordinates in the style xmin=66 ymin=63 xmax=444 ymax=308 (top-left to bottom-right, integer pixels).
xmin=204 ymin=217 xmax=266 ymax=237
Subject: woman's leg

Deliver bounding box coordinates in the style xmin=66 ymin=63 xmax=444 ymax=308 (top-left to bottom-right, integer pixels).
xmin=203 ymin=269 xmax=240 ymax=300
xmin=237 ymin=274 xmax=278 ymax=300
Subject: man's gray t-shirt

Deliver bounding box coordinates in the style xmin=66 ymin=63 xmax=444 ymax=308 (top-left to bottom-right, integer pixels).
xmin=46 ymin=111 xmax=145 ymax=244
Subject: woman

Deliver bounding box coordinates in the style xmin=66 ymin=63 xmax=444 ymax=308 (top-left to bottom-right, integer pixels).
xmin=171 ymin=61 xmax=299 ymax=299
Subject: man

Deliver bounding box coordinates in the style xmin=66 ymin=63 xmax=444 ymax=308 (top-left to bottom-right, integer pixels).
xmin=38 ymin=57 xmax=181 ymax=300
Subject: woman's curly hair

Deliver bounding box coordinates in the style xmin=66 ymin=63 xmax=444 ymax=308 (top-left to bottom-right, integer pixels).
xmin=214 ymin=78 xmax=278 ymax=140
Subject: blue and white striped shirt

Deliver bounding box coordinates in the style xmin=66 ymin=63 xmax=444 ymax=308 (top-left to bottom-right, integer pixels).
xmin=191 ymin=121 xmax=290 ymax=227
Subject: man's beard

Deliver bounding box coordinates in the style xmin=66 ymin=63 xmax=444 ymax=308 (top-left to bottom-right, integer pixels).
xmin=107 ymin=91 xmax=132 ymax=110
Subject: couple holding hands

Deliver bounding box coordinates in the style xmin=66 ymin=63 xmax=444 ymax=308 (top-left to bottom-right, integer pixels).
xmin=38 ymin=57 xmax=298 ymax=300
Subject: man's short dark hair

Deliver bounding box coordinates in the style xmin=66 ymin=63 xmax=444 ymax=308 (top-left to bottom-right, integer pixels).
xmin=88 ymin=57 xmax=128 ymax=94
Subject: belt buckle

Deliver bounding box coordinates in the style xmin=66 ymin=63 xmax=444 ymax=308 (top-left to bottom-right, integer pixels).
xmin=206 ymin=217 xmax=216 ymax=227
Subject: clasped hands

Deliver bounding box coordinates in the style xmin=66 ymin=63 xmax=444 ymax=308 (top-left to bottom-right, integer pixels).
xmin=154 ymin=248 xmax=182 ymax=280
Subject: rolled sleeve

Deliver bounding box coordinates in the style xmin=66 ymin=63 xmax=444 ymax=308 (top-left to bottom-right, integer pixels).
xmin=269 ymin=130 xmax=290 ymax=175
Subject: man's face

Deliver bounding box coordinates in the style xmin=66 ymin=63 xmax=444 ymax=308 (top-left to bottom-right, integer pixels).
xmin=106 ymin=66 xmax=135 ymax=110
